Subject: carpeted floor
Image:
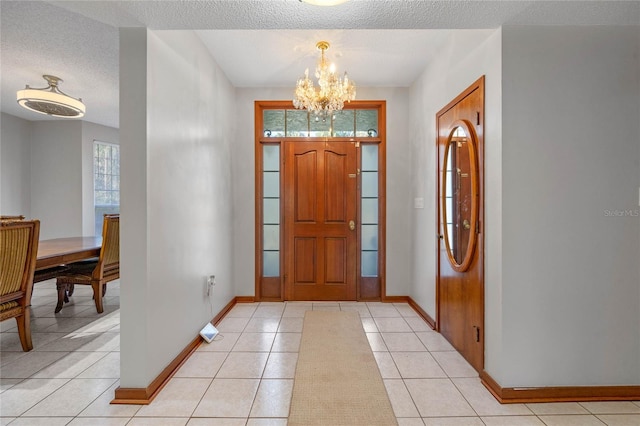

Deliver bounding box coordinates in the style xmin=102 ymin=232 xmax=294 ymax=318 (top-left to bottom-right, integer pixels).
xmin=288 ymin=310 xmax=398 ymax=425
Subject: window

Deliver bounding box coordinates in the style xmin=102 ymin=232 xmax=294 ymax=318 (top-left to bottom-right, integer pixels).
xmin=94 ymin=141 xmax=120 ymax=236
xmin=263 ymin=109 xmax=378 ymax=138
xmin=361 ymin=144 xmax=379 ymax=277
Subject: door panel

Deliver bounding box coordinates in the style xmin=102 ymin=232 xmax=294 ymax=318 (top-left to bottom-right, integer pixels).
xmin=285 ymin=141 xmax=357 ymax=301
xmin=437 ymin=77 xmax=485 ymax=373
xmin=294 ymin=238 xmax=316 ymax=283
xmin=325 ymin=151 xmax=348 ymax=222
xmin=325 ymin=237 xmax=346 ymax=283
xmin=294 ymin=151 xmax=317 ymax=222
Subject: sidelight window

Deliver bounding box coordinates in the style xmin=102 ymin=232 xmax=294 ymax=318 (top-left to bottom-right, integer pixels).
xmin=262 ymin=144 xmax=280 ymax=277
xmin=361 ymin=144 xmax=379 ymax=277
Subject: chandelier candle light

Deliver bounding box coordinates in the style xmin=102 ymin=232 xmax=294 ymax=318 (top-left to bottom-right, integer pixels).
xmin=293 ymin=41 xmax=356 ymax=120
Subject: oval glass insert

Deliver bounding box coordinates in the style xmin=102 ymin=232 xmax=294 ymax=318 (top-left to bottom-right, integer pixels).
xmin=441 ymin=122 xmax=478 ymax=271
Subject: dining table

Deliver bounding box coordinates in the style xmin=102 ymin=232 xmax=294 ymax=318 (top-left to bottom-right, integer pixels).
xmin=36 ymin=236 xmax=102 ymax=271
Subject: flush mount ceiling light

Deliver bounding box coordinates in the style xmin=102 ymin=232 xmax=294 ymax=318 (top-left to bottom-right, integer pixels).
xmin=299 ymin=0 xmax=350 ymax=5
xmin=17 ymin=75 xmax=85 ymax=118
xmin=293 ymin=41 xmax=356 ymax=119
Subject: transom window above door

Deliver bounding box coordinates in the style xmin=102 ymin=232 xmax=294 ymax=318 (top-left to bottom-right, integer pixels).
xmin=263 ymin=109 xmax=378 ymax=138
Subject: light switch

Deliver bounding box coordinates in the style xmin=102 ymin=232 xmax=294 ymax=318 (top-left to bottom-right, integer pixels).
xmin=414 ymin=197 xmax=424 ymax=209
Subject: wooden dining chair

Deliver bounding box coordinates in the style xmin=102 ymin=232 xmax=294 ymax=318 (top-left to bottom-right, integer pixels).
xmin=0 ymin=219 xmax=40 ymax=351
xmin=55 ymin=214 xmax=119 ymax=314
xmin=1 ymin=215 xmax=26 ymax=221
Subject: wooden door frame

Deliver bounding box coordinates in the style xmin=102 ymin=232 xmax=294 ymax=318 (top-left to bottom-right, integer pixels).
xmin=435 ymin=76 xmax=485 ymax=371
xmin=254 ymin=100 xmax=387 ymax=301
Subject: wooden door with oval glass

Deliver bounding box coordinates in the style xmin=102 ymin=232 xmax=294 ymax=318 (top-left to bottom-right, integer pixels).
xmin=437 ymin=76 xmax=485 ymax=373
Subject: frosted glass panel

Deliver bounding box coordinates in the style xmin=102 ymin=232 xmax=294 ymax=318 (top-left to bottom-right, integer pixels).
xmin=263 ymin=198 xmax=279 ymax=224
xmin=263 ymin=251 xmax=279 ymax=277
xmin=362 ymin=172 xmax=378 ymax=198
xmin=361 ymin=198 xmax=378 ymax=224
xmin=286 ymin=110 xmax=309 ymax=137
xmin=362 ymin=251 xmax=378 ymax=277
xmin=356 ymin=109 xmax=378 ymax=137
xmin=361 ymin=225 xmax=378 ymax=251
xmin=263 ymin=172 xmax=279 ymax=198
xmin=333 ymin=110 xmax=355 ymax=137
xmin=362 ymin=144 xmax=378 ymax=171
xmin=263 ymin=145 xmax=280 ymax=172
xmin=263 ymin=110 xmax=285 ymax=137
xmin=262 ymin=143 xmax=280 ymax=278
xmin=263 ymin=225 xmax=279 ymax=250
xmin=310 ymin=115 xmax=331 ymax=137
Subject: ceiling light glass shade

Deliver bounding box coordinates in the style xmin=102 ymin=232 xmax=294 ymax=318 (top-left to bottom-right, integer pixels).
xmin=293 ymin=41 xmax=356 ymax=119
xmin=299 ymin=0 xmax=350 ymax=5
xmin=17 ymin=75 xmax=85 ymax=118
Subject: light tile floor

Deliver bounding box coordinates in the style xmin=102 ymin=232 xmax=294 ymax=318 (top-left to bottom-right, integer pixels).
xmin=1 ymin=280 xmax=639 ymax=425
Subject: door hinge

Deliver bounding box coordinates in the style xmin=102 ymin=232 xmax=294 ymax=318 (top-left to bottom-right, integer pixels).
xmin=476 ymin=111 xmax=480 ymax=125
xmin=476 ymin=219 xmax=481 ymax=234
xmin=474 ymin=326 xmax=480 ymax=342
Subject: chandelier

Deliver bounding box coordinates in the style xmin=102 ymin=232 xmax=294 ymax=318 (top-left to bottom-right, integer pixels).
xmin=293 ymin=41 xmax=356 ymax=119
xmin=17 ymin=75 xmax=85 ymax=118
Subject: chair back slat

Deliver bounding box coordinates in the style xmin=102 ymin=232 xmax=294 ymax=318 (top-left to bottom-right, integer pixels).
xmin=0 ymin=221 xmax=40 ymax=298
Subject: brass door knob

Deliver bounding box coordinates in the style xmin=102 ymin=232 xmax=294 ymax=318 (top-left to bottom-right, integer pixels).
xmin=349 ymin=220 xmax=355 ymax=231
xmin=462 ymin=219 xmax=470 ymax=230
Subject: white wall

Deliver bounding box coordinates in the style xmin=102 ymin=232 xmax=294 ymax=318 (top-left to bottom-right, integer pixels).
xmin=119 ymin=28 xmax=236 ymax=388
xmin=409 ymin=26 xmax=640 ymax=389
xmin=81 ymin=122 xmax=119 ymax=236
xmin=0 ymin=114 xmax=118 ymax=237
xmin=30 ymin=120 xmax=83 ymax=239
xmin=500 ymin=25 xmax=640 ymax=387
xmin=408 ymin=28 xmax=503 ymax=373
xmin=1 ymin=113 xmax=32 ymax=217
xmin=233 ymin=87 xmax=412 ymax=298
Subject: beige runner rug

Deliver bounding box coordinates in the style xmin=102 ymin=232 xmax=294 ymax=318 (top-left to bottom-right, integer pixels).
xmin=288 ymin=310 xmax=398 ymax=426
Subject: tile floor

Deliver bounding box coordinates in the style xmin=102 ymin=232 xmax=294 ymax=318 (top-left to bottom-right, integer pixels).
xmin=1 ymin=280 xmax=639 ymax=425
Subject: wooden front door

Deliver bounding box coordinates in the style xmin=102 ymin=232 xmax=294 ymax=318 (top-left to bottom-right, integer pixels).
xmin=284 ymin=140 xmax=358 ymax=300
xmin=437 ymin=77 xmax=485 ymax=372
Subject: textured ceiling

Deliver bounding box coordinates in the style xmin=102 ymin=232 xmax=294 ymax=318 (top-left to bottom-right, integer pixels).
xmin=1 ymin=1 xmax=638 ymax=129
xmin=195 ymin=29 xmax=454 ymax=88
xmin=1 ymin=1 xmax=119 ymax=128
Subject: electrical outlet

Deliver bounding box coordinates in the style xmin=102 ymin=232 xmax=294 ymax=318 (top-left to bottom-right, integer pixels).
xmin=206 ymin=275 xmax=215 ymax=296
